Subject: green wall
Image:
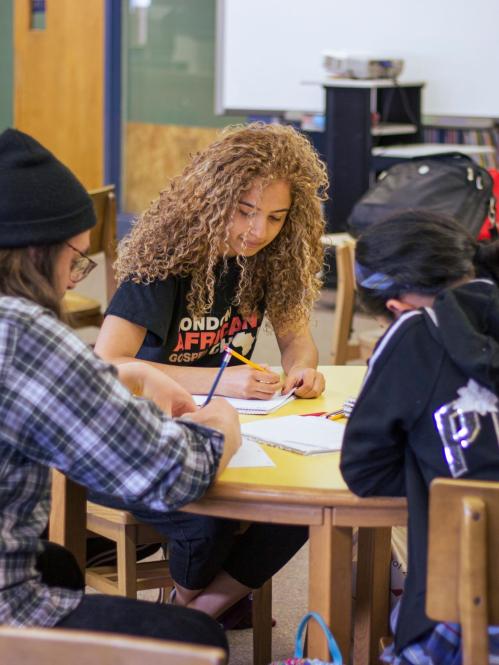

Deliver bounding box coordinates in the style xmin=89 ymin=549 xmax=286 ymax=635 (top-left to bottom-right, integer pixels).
xmin=0 ymin=0 xmax=13 ymax=131
xmin=0 ymin=1 xmax=241 ymax=133
xmin=126 ymin=0 xmax=243 ymax=127
xmin=0 ymin=1 xmax=243 ymax=135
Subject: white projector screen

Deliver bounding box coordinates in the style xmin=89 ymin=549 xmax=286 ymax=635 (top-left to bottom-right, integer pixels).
xmin=216 ymin=0 xmax=499 ymax=119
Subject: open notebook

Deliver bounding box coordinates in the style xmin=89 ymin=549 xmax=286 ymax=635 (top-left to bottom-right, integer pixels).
xmin=241 ymin=415 xmax=346 ymax=454
xmin=192 ymin=391 xmax=296 ymax=415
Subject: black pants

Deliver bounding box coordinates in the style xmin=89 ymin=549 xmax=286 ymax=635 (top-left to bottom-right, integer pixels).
xmin=38 ymin=542 xmax=227 ymax=652
xmin=88 ymin=492 xmax=308 ymax=590
xmin=131 ymin=510 xmax=309 ymax=590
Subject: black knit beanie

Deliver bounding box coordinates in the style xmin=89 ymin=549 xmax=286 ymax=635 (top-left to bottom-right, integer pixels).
xmin=0 ymin=128 xmax=96 ymax=248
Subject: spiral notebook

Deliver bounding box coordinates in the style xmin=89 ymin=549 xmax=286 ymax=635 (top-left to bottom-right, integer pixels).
xmin=241 ymin=415 xmax=346 ymax=454
xmin=192 ymin=391 xmax=296 ymax=415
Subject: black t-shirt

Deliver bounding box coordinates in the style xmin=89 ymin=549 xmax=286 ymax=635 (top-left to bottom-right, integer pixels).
xmin=106 ymin=260 xmax=262 ymax=366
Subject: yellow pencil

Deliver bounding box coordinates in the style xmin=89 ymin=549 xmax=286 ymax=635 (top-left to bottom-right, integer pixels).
xmin=224 ymin=345 xmax=266 ymax=372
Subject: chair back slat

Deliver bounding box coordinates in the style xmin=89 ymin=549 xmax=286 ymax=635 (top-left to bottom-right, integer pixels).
xmin=330 ymin=239 xmax=357 ymax=365
xmin=459 ymin=495 xmax=488 ymax=664
xmin=427 ymin=478 xmax=499 ymax=665
xmin=0 ymin=627 xmax=226 ymax=665
xmin=49 ymin=470 xmax=87 ymax=572
xmin=88 ymin=184 xmax=117 ymax=301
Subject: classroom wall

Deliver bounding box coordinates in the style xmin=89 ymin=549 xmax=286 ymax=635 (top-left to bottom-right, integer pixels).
xmin=0 ymin=1 xmax=13 ymax=131
xmin=124 ymin=122 xmax=219 ymax=214
xmin=123 ymin=0 xmax=243 ymax=213
xmin=218 ymin=0 xmax=499 ymax=118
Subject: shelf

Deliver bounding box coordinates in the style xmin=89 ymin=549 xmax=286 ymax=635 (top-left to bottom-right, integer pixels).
xmin=372 ymin=143 xmax=495 ymax=158
xmin=423 ymin=115 xmax=495 ymax=130
xmin=323 ymin=81 xmax=424 ymax=230
xmin=371 ymin=123 xmax=418 ymax=136
xmin=323 ymin=78 xmax=425 ymax=89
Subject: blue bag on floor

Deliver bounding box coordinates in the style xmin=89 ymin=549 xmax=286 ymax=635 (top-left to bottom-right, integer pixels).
xmin=269 ymin=611 xmax=343 ymax=665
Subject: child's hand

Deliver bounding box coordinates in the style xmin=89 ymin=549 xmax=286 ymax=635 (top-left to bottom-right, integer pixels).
xmin=117 ymin=362 xmax=197 ymax=416
xmin=219 ymin=364 xmax=282 ymax=399
xmin=181 ymin=398 xmax=241 ymax=474
xmin=282 ymin=367 xmax=325 ymax=398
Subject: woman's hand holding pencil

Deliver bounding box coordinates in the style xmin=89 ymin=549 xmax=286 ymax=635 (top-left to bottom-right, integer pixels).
xmin=218 ymin=346 xmax=283 ymax=399
xmin=219 ymin=364 xmax=282 ymax=399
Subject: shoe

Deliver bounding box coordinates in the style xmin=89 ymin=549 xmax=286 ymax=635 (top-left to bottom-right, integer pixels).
xmin=218 ymin=594 xmax=252 ymax=630
xmin=218 ymin=593 xmax=276 ymax=630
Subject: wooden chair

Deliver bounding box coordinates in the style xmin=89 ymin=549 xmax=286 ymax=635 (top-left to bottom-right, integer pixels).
xmin=62 ymin=184 xmax=117 ymax=328
xmin=0 ymin=626 xmax=226 ymax=665
xmin=330 ymin=239 xmax=360 ymax=364
xmin=426 ymin=478 xmax=499 ymax=665
xmin=49 ymin=471 xmax=173 ymax=599
xmin=49 ymin=469 xmax=87 ymax=571
xmin=50 ymin=471 xmax=273 ymax=665
xmin=328 ymin=237 xmax=384 ymax=365
xmin=85 ymin=501 xmax=172 ymax=598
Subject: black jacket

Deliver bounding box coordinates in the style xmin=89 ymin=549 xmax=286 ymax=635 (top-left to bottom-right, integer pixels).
xmin=340 ymin=279 xmax=499 ymax=652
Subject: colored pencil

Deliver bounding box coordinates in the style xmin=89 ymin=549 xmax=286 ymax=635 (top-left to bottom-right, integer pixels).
xmin=202 ymin=348 xmax=232 ymax=406
xmin=223 ymin=345 xmax=266 ymax=372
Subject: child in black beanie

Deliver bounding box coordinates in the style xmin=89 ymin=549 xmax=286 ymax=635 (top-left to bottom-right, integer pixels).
xmin=0 ymin=128 xmax=239 ymax=652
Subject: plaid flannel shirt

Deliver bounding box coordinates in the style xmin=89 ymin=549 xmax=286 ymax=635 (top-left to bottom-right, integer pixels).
xmin=0 ymin=296 xmax=224 ymax=627
xmin=381 ymin=600 xmax=499 ymax=664
xmin=381 ymin=623 xmax=499 ymax=664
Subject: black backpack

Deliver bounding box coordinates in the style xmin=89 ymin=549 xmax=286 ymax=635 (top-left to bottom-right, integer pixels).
xmin=348 ymin=153 xmax=497 ymax=239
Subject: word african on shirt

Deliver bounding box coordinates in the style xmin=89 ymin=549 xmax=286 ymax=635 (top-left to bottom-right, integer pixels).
xmin=169 ymin=307 xmax=259 ymax=363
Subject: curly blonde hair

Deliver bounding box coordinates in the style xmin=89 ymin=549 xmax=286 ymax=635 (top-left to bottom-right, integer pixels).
xmin=115 ymin=122 xmax=328 ymax=334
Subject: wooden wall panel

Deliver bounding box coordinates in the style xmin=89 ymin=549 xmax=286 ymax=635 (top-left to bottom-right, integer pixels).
xmin=124 ymin=122 xmax=220 ymax=214
xmin=14 ymin=0 xmax=104 ymax=189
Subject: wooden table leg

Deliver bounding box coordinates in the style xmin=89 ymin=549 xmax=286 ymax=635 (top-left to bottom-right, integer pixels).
xmin=49 ymin=469 xmax=87 ymax=572
xmin=353 ymin=527 xmax=392 ymax=665
xmin=252 ymin=578 xmax=272 ymax=665
xmin=309 ymin=508 xmax=353 ymax=663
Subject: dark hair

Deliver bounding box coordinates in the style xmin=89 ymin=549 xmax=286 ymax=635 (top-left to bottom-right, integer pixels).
xmin=0 ymin=244 xmax=65 ymax=317
xmin=355 ymin=210 xmax=499 ymax=318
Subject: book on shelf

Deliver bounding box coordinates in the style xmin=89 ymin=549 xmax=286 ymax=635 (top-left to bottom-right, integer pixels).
xmin=423 ymin=115 xmax=496 ymax=130
xmin=422 ymin=118 xmax=499 ymax=170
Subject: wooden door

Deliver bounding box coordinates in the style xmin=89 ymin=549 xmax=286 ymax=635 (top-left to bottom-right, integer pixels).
xmin=14 ymin=0 xmax=104 ymax=189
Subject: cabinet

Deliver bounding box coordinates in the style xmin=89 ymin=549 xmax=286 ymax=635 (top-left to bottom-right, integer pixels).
xmin=323 ymin=80 xmax=424 ymax=231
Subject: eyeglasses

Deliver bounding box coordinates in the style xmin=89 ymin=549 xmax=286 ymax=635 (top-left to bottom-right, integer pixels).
xmin=65 ymin=242 xmax=98 ymax=283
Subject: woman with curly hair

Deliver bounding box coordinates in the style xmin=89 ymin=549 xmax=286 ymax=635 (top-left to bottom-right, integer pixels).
xmin=95 ymin=122 xmax=327 ymax=399
xmin=94 ymin=123 xmax=328 ymax=626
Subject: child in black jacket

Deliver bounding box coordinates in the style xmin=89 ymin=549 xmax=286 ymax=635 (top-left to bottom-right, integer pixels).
xmin=340 ymin=211 xmax=499 ymax=664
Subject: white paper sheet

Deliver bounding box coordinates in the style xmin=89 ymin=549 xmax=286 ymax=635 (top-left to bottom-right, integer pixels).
xmin=227 ymin=439 xmax=275 ymax=468
xmin=241 ymin=415 xmax=346 ymax=455
xmin=193 ymin=390 xmax=295 ymax=415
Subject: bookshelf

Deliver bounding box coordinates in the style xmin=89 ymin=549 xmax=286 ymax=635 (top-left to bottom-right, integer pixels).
xmin=323 ymin=79 xmax=424 ymax=232
xmin=322 ymin=79 xmax=499 ymax=232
